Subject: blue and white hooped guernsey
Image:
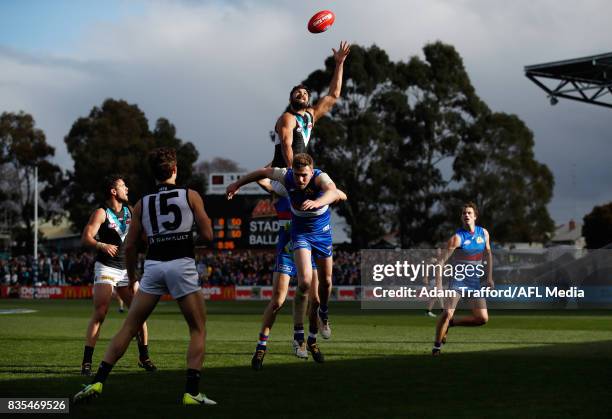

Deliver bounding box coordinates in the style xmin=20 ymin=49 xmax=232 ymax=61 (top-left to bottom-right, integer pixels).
xmin=283 ymin=168 xmax=331 ymax=235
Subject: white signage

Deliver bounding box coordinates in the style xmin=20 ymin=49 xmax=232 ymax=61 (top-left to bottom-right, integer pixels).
xmin=208 ymin=172 xmax=266 ymax=195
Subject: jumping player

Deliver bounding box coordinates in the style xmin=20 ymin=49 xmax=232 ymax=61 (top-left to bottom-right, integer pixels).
xmin=271 ymin=40 xmax=350 ymax=168
xmin=73 ymin=148 xmax=216 ymax=406
xmin=432 ymin=202 xmax=494 ymax=355
xmin=79 ymin=175 xmax=156 ymax=376
xmin=263 ymin=41 xmax=349 ymax=353
xmin=250 ymin=178 xmax=346 ymax=369
xmin=228 ymin=154 xmax=341 ymax=358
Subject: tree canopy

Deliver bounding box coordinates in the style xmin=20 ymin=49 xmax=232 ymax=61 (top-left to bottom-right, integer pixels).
xmin=64 ymin=99 xmax=200 ymax=230
xmin=583 ymin=202 xmax=612 ymax=249
xmin=0 ymin=111 xmax=64 ymax=254
xmin=307 ymin=42 xmax=554 ymax=247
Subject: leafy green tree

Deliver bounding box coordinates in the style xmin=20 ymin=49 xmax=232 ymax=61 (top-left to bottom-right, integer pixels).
xmin=307 ymin=45 xmax=393 ymax=247
xmin=0 ymin=112 xmax=64 ymax=254
xmin=304 ymin=42 xmax=554 ymax=247
xmin=583 ymin=202 xmax=612 ymax=249
xmin=451 ymin=113 xmax=555 ymax=243
xmin=64 ymin=99 xmax=199 ymax=230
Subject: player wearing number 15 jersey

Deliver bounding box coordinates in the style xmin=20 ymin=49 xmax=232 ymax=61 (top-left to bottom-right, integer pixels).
xmin=74 ymin=147 xmax=217 ymax=406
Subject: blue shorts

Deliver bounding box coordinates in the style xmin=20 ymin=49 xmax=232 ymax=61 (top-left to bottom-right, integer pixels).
xmin=450 ymin=276 xmax=482 ymax=292
xmin=274 ymin=251 xmax=316 ymax=277
xmin=274 ymin=227 xmax=315 ymax=277
xmin=291 ymin=230 xmax=333 ymax=260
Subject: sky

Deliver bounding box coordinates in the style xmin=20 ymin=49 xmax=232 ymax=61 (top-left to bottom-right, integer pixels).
xmin=1 ymin=0 xmax=610 ymax=231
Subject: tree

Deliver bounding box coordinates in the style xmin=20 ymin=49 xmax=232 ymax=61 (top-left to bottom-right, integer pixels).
xmin=0 ymin=112 xmax=64 ymax=254
xmin=583 ymin=202 xmax=612 ymax=249
xmin=451 ymin=112 xmax=555 ymax=243
xmin=64 ymin=99 xmax=199 ymax=230
xmin=304 ymin=42 xmax=554 ymax=247
xmin=307 ymin=45 xmax=395 ymax=247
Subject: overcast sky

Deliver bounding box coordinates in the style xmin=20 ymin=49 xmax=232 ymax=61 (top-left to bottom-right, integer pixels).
xmin=1 ymin=0 xmax=610 ymax=228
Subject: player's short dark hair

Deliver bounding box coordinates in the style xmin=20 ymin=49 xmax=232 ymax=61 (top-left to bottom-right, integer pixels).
xmin=290 ymin=84 xmax=311 ymax=99
xmin=293 ymin=153 xmax=314 ymax=170
xmin=104 ymin=174 xmax=124 ymax=198
xmin=461 ymin=201 xmax=479 ymax=219
xmin=149 ymin=147 xmax=177 ymax=182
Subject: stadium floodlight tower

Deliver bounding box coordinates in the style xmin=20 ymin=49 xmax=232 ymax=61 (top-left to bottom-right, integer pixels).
xmin=525 ymin=52 xmax=612 ymax=109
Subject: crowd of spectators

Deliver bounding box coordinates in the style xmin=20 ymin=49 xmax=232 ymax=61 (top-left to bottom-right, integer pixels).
xmin=1 ymin=250 xmax=363 ymax=287
xmin=0 ymin=252 xmax=96 ymax=286
xmin=196 ymin=249 xmax=361 ymax=286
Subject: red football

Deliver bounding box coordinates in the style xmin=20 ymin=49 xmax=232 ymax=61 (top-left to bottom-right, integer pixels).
xmin=307 ymin=10 xmax=335 ymax=33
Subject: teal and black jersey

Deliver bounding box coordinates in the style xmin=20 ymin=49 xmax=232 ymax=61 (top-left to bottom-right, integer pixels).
xmin=96 ymin=204 xmax=131 ymax=270
xmin=271 ymin=110 xmax=314 ymax=167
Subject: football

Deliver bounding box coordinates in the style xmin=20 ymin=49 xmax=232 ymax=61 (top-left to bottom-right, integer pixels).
xmin=307 ymin=10 xmax=335 ymax=33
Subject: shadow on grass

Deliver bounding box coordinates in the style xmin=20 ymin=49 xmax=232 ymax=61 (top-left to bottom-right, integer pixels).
xmin=0 ymin=340 xmax=610 ymax=419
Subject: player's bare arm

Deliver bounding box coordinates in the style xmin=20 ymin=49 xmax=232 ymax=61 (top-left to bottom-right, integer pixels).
xmin=311 ymin=41 xmax=351 ymax=122
xmin=189 ymin=189 xmax=213 ymax=242
xmin=301 ymin=174 xmax=338 ymax=210
xmin=277 ymin=113 xmax=297 ymax=167
xmin=435 ymin=234 xmax=461 ymax=286
xmin=256 ymin=178 xmax=274 ymax=194
xmin=82 ymin=208 xmax=118 ymax=257
xmin=226 ymin=167 xmax=281 ymax=199
xmin=335 ymin=188 xmax=348 ymax=202
xmin=124 ymin=200 xmax=143 ymax=283
xmin=484 ymin=229 xmax=494 ymax=288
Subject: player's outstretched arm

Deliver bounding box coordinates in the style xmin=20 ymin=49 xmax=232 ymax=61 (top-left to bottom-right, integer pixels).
xmin=312 ymin=40 xmax=350 ymax=122
xmin=189 ymin=189 xmax=213 ymax=242
xmin=335 ymin=188 xmax=348 ymax=202
xmin=256 ymin=178 xmax=274 ymax=194
xmin=125 ymin=200 xmax=143 ymax=284
xmin=81 ymin=208 xmax=118 ymax=257
xmin=226 ymin=167 xmax=283 ymax=199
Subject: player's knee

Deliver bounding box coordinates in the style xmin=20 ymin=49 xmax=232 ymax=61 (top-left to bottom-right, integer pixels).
xmin=270 ymin=299 xmax=284 ymax=313
xmin=441 ymin=309 xmax=454 ymax=321
xmin=297 ymin=282 xmax=311 ymax=294
xmin=93 ymin=305 xmax=109 ymax=321
xmin=476 ymin=314 xmax=488 ymax=325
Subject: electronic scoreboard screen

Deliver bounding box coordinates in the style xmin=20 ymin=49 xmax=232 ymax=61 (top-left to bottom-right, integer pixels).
xmin=204 ymin=194 xmax=281 ymax=250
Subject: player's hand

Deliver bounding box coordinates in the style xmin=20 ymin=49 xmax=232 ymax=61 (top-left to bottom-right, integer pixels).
xmin=333 ymin=41 xmax=350 ymax=64
xmin=129 ymin=273 xmax=141 ymax=287
xmin=301 ymin=200 xmax=320 ymax=210
xmin=226 ymin=182 xmax=240 ymax=200
xmin=99 ymin=243 xmax=118 ymax=257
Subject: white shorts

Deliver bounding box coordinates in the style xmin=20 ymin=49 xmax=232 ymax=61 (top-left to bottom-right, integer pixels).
xmin=139 ymin=257 xmax=201 ymax=299
xmin=94 ymin=262 xmax=129 ymax=288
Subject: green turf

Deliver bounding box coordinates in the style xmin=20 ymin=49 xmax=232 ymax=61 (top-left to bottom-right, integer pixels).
xmin=0 ymin=299 xmax=611 ymax=418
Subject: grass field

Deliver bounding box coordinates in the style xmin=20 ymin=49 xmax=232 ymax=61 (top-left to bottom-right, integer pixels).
xmin=0 ymin=299 xmax=611 ymax=418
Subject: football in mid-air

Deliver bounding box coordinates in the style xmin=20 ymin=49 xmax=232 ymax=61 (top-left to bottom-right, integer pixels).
xmin=307 ymin=10 xmax=335 ymax=33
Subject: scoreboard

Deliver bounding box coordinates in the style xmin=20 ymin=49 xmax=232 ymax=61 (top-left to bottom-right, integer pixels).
xmin=205 ymin=194 xmax=281 ymax=250
xmin=212 ymin=217 xmax=243 ymax=250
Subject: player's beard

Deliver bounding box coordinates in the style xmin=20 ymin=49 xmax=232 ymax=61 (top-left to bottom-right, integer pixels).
xmin=290 ymin=98 xmax=309 ymax=111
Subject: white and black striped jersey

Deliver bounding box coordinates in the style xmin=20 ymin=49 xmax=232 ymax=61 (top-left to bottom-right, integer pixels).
xmin=141 ymin=184 xmax=195 ymax=261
